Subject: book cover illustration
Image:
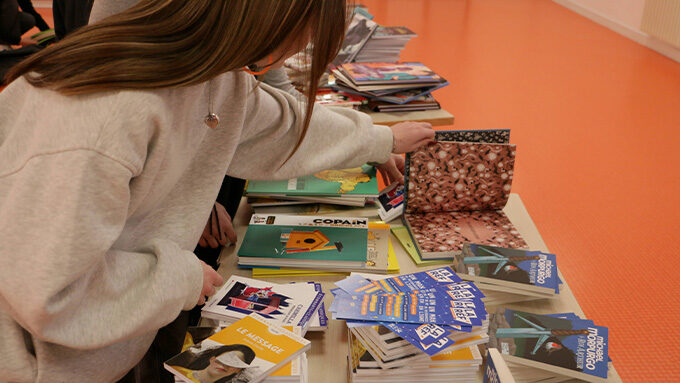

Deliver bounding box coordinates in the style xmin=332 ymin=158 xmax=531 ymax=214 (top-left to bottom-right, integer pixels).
xmin=490 ymin=308 xmax=609 ymax=379
xmin=332 ymin=13 xmax=378 ymax=65
xmin=165 ymin=314 xmax=309 ymax=383
xmin=340 ymin=62 xmax=441 ymax=84
xmin=246 ymin=164 xmax=378 ymax=197
xmin=378 ymin=182 xmax=404 ymax=222
xmin=238 ymin=215 xmax=368 ymax=263
xmin=335 ymin=266 xmax=462 ymax=295
xmin=203 ymin=276 xmax=323 ymax=329
xmin=458 ymin=243 xmax=559 ymax=293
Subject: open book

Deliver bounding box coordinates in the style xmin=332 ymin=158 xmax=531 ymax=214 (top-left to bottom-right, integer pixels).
xmin=402 ymin=130 xmax=528 ymax=260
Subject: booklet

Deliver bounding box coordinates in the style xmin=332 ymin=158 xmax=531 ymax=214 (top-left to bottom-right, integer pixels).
xmin=203 ymin=275 xmax=323 ymax=330
xmin=165 ymin=314 xmax=310 ymax=383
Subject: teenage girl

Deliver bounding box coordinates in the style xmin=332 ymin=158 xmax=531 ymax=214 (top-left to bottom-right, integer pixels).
xmin=0 ymin=1 xmax=434 ymax=382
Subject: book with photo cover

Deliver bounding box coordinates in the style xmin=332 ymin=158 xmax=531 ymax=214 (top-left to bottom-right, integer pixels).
xmin=165 ymin=314 xmax=310 ymax=383
xmin=489 ymin=308 xmax=609 ymax=381
xmin=402 ymin=129 xmax=528 ymax=260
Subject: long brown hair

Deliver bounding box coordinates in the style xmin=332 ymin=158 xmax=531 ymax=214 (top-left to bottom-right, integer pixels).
xmin=6 ymin=0 xmax=349 ymax=150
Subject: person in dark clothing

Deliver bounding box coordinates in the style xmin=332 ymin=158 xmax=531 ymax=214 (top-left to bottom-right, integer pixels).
xmin=17 ymin=0 xmax=49 ymax=31
xmin=0 ymin=0 xmax=35 ymax=47
xmin=52 ymin=0 xmax=93 ymax=40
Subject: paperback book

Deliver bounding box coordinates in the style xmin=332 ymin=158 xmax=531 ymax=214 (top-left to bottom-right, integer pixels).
xmin=202 ymin=275 xmax=324 ymax=331
xmin=489 ymin=308 xmax=609 ymax=381
xmin=485 ymin=348 xmax=517 ymax=383
xmin=403 ymin=129 xmax=528 ymax=260
xmin=456 ymin=243 xmax=560 ymax=296
xmin=165 ymin=314 xmax=310 ymax=383
xmin=332 ymin=13 xmax=378 ymax=65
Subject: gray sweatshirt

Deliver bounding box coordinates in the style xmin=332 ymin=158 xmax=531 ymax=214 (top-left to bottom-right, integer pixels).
xmin=0 ymin=72 xmax=392 ymax=382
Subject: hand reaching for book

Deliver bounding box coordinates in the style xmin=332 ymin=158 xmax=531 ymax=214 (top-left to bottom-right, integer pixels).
xmin=198 ymin=202 xmax=237 ymax=248
xmin=198 ymin=260 xmax=224 ymax=306
xmin=390 ymin=121 xmax=435 ymax=153
xmin=376 ymin=154 xmax=406 ymax=185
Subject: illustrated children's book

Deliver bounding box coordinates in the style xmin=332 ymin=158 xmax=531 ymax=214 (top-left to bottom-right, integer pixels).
xmin=202 ymin=275 xmax=323 ymax=331
xmin=238 ymin=215 xmax=390 ymax=272
xmin=456 ymin=243 xmax=560 ymax=296
xmin=403 ymin=129 xmax=528 ymax=260
xmin=489 ymin=308 xmax=609 ymax=382
xmin=377 ymin=182 xmax=404 ymax=222
xmin=165 ymin=314 xmax=310 ymax=383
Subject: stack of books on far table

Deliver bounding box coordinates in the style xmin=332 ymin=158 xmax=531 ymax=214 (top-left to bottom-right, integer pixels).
xmin=245 ymin=164 xmax=379 ymax=207
xmin=331 ymin=62 xmax=448 ymax=112
xmin=329 ymin=268 xmax=490 ymax=382
xmin=454 ymin=243 xmax=562 ymax=306
xmin=489 ymin=308 xmax=611 ymax=383
xmin=354 ymin=26 xmax=417 ymax=63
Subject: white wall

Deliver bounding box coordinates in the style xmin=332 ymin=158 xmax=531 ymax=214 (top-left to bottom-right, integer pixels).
xmin=554 ymin=0 xmax=680 ymax=62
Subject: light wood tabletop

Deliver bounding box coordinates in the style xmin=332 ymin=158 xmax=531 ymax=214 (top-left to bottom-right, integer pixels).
xmin=217 ymin=194 xmax=622 ymax=382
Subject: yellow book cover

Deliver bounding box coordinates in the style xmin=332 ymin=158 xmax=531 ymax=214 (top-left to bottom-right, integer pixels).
xmin=391 ymin=226 xmax=450 ymax=267
xmin=165 ymin=314 xmax=310 ymax=383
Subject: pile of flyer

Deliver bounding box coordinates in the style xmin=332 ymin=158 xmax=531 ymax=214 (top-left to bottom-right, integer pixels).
xmin=330 ymin=267 xmax=490 ymax=382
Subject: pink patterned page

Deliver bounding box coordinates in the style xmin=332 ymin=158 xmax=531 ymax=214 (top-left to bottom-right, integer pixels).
xmin=404 ymin=211 xmax=528 ymax=257
xmin=406 ymin=142 xmax=515 ymax=214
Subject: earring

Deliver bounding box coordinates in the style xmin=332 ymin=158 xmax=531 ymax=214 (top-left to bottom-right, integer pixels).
xmin=244 ymin=55 xmax=274 ymax=75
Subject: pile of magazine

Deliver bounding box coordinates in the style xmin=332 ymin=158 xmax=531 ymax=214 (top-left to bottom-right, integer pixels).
xmin=330 ymin=267 xmax=489 ymax=382
xmin=354 ymin=26 xmax=417 ymax=63
xmin=165 ymin=314 xmax=310 ymax=383
xmin=489 ymin=308 xmax=611 ymax=383
xmin=202 ymin=275 xmax=326 ymax=334
xmin=237 ymin=215 xmax=393 ymax=274
xmin=245 ymin=164 xmax=379 ymax=207
xmin=454 ymin=243 xmax=562 ymax=305
xmin=331 ymin=61 xmax=447 ymax=111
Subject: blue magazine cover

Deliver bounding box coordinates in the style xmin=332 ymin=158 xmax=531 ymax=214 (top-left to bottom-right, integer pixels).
xmin=490 ymin=308 xmax=609 ymax=379
xmin=335 ymin=267 xmax=462 ymax=295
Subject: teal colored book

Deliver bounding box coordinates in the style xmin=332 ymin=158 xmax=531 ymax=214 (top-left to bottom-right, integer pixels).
xmin=238 ymin=215 xmax=369 ymax=270
xmin=246 ymin=165 xmax=379 ymax=198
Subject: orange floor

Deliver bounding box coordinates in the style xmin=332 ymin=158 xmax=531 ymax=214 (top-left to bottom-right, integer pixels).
xmin=362 ymin=0 xmax=680 ymax=381
xmin=14 ymin=3 xmax=680 ymax=382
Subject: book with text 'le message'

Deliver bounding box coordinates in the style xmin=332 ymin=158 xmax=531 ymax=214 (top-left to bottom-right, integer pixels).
xmin=489 ymin=308 xmax=609 ymax=381
xmin=237 ymin=214 xmax=373 ymax=271
xmin=164 ymin=314 xmax=309 ymax=383
xmin=202 ymin=275 xmax=323 ymax=331
xmin=403 ymin=129 xmax=528 ymax=260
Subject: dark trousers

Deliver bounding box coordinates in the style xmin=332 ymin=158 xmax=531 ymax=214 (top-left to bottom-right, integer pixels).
xmin=52 ymin=0 xmax=93 ymax=40
xmin=17 ymin=0 xmax=49 ymax=31
xmin=117 ymin=176 xmax=246 ymax=383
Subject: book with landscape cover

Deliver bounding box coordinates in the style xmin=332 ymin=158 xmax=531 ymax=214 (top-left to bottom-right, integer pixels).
xmin=489 ymin=308 xmax=609 ymax=381
xmin=202 ymin=275 xmax=323 ymax=330
xmin=456 ymin=243 xmax=559 ymax=296
xmin=164 ymin=314 xmax=310 ymax=383
xmin=403 ymin=129 xmax=528 ymax=260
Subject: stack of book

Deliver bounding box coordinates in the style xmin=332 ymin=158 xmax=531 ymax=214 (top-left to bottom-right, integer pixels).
xmin=454 ymin=243 xmax=562 ymax=306
xmin=237 ymin=215 xmax=392 ymax=274
xmin=489 ymin=308 xmax=611 ymax=383
xmin=331 ymin=62 xmax=448 ymax=112
xmin=332 ymin=12 xmax=378 ymax=66
xmin=315 ymin=89 xmax=366 ymax=109
xmin=202 ymin=275 xmax=325 ymax=334
xmin=245 ymin=164 xmax=379 ymax=207
xmin=354 ymin=26 xmax=417 ymax=63
xmin=485 ymin=348 xmax=517 ymax=383
xmin=329 ymin=268 xmax=490 ymax=381
xmin=165 ymin=314 xmax=310 ymax=383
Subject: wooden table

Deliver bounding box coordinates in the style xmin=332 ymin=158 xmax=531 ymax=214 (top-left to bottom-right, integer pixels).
xmin=217 ymin=194 xmax=622 ymax=382
xmin=364 ymin=108 xmax=455 ymax=126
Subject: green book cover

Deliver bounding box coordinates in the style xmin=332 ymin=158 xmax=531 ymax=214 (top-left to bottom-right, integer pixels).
xmin=238 ymin=214 xmax=368 ymax=263
xmin=246 ymin=165 xmax=379 ymax=197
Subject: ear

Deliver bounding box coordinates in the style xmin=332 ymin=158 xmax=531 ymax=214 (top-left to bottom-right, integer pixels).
xmin=209 ymin=356 xmax=216 ymax=363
